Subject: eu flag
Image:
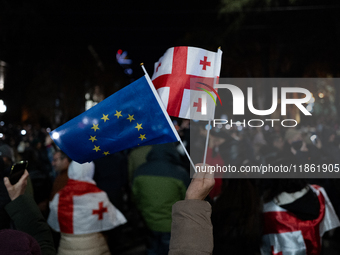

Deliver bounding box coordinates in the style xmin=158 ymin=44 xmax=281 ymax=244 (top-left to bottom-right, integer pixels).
xmin=50 ymin=76 xmax=179 ymax=163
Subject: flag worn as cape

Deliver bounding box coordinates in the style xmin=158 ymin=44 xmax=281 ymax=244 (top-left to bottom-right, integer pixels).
xmin=48 ymin=161 xmax=127 ymax=234
xmin=50 ymin=75 xmax=179 ymax=164
xmin=261 ymin=185 xmax=340 ymax=255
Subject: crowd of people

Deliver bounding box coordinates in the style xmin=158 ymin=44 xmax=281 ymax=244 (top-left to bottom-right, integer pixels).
xmin=0 ymin=120 xmax=339 ymax=254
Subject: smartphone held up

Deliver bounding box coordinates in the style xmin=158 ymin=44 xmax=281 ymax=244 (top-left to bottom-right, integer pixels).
xmin=9 ymin=161 xmax=28 ymax=185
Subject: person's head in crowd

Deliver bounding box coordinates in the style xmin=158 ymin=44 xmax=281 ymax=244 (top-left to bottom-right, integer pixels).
xmin=261 ymin=157 xmax=307 ymax=203
xmin=212 ymin=178 xmax=263 ymax=255
xmin=271 ymin=134 xmax=285 ymax=151
xmin=52 ymin=150 xmax=71 ymax=174
xmin=284 ymin=129 xmax=307 ymax=154
xmin=0 ymin=143 xmax=15 ymax=172
xmin=0 ymin=229 xmax=41 ymax=254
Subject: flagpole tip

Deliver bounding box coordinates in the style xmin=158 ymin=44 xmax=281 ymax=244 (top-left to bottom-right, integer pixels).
xmin=140 ymin=63 xmax=144 ymax=66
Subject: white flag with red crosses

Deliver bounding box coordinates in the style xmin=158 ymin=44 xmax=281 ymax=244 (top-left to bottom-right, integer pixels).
xmin=48 ymin=179 xmax=127 ymax=234
xmin=260 ymin=185 xmax=340 ymax=255
xmin=151 ymin=46 xmax=222 ymax=120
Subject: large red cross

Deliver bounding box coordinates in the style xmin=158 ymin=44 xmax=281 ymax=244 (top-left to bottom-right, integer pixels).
xmin=93 ymin=201 xmax=108 ymax=220
xmin=57 ymin=179 xmax=103 ymax=234
xmin=193 ymin=98 xmax=202 ymax=112
xmin=263 ymin=185 xmax=325 ymax=255
xmin=152 ymin=47 xmax=215 ymax=117
xmin=200 ymin=56 xmax=211 ymax=70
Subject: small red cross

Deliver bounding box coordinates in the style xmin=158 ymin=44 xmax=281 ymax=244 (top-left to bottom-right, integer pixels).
xmin=271 ymin=246 xmax=283 ymax=255
xmin=92 ymin=201 xmax=108 ymax=220
xmin=193 ymin=98 xmax=202 ymax=112
xmin=156 ymin=62 xmax=162 ymax=72
xmin=199 ymin=56 xmax=211 ymax=70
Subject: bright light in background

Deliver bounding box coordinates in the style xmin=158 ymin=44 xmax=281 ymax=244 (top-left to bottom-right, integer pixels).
xmin=21 ymin=130 xmax=26 ymax=135
xmin=264 ymin=125 xmax=270 ymax=131
xmin=0 ymin=61 xmax=6 ymax=91
xmin=85 ymin=100 xmax=97 ymax=111
xmin=308 ymin=96 xmax=315 ymax=103
xmin=318 ymin=92 xmax=324 ymax=98
xmin=52 ymin=132 xmax=60 ymax=139
xmin=205 ymin=124 xmax=212 ymax=130
xmin=82 ymin=117 xmax=89 ymax=125
xmin=225 ymin=124 xmax=231 ymax=130
xmin=310 ymin=134 xmax=317 ymax=143
xmin=237 ymin=126 xmax=243 ymax=131
xmin=217 ymin=124 xmax=222 ymax=129
xmin=306 ymin=104 xmax=314 ymax=112
xmin=236 ymin=121 xmax=241 ymax=126
xmin=46 ymin=127 xmax=51 ymax=133
xmin=220 ymin=114 xmax=228 ymax=120
xmin=0 ymin=133 xmax=3 ymax=138
xmin=85 ymin=93 xmax=90 ymax=100
xmin=0 ymin=99 xmax=6 ymax=113
xmin=0 ymin=121 xmax=4 ymax=126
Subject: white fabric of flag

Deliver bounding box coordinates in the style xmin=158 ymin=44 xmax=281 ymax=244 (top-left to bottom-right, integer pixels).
xmin=152 ymin=46 xmax=222 ymax=120
xmin=48 ymin=161 xmax=127 ymax=234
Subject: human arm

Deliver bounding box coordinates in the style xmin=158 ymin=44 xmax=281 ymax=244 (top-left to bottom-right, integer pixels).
xmin=4 ymin=170 xmax=56 ymax=255
xmin=169 ymin=164 xmax=215 ymax=255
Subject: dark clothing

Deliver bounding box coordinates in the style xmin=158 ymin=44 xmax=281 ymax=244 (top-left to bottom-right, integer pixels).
xmin=50 ymin=170 xmax=68 ymax=201
xmin=94 ymin=151 xmax=128 ymax=210
xmin=5 ymin=195 xmax=56 ymax=255
xmin=133 ymin=143 xmax=190 ymax=255
xmin=0 ymin=229 xmax=41 ymax=254
xmin=280 ymin=188 xmax=320 ymax=220
xmin=133 ymin=143 xmax=190 ymax=232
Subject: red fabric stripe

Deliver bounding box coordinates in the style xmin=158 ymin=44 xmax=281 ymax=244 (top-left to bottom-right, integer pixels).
xmin=263 ymin=187 xmax=325 ymax=255
xmin=152 ymin=46 xmax=217 ymax=117
xmin=57 ymin=179 xmax=103 ymax=234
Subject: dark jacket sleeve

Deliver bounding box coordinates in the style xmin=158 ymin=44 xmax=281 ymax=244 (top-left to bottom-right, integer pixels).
xmin=169 ymin=200 xmax=213 ymax=255
xmin=5 ymin=194 xmax=56 ymax=255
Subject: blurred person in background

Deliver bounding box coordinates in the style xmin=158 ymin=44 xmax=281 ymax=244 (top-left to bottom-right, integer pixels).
xmin=0 ymin=142 xmax=34 ymax=229
xmin=1 ymin=169 xmax=56 ymax=254
xmin=50 ymin=150 xmax=71 ymax=200
xmin=132 ymin=143 xmax=190 ymax=255
xmin=48 ymin=161 xmax=126 ymax=255
xmin=261 ymin=170 xmax=340 ymax=254
xmin=212 ymin=178 xmax=263 ymax=255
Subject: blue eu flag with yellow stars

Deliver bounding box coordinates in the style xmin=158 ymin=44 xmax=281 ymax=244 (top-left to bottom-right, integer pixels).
xmin=50 ymin=75 xmax=180 ymax=163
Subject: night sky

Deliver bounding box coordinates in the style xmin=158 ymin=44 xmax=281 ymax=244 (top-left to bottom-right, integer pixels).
xmin=1 ymin=0 xmax=340 ymax=125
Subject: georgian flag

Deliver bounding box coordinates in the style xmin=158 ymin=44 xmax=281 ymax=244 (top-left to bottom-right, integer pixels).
xmin=152 ymin=46 xmax=222 ymax=120
xmin=261 ymin=185 xmax=340 ymax=255
xmin=48 ymin=161 xmax=127 ymax=234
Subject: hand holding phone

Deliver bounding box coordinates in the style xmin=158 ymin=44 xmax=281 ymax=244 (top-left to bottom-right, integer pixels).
xmin=4 ymin=168 xmax=29 ymax=201
xmin=9 ymin=161 xmax=28 ymax=185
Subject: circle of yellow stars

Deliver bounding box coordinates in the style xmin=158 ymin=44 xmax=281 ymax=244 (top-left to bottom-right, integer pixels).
xmin=89 ymin=112 xmax=146 ymax=156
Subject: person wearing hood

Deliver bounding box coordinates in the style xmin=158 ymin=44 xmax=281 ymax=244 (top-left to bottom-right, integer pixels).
xmin=132 ymin=143 xmax=190 ymax=255
xmin=48 ymin=161 xmax=127 ymax=255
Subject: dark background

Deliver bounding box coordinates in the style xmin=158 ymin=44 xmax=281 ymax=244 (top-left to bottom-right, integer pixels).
xmin=1 ymin=0 xmax=340 ymax=127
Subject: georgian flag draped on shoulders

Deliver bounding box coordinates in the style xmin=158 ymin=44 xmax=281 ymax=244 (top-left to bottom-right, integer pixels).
xmin=261 ymin=185 xmax=340 ymax=255
xmin=152 ymin=46 xmax=222 ymax=120
xmin=48 ymin=161 xmax=127 ymax=234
